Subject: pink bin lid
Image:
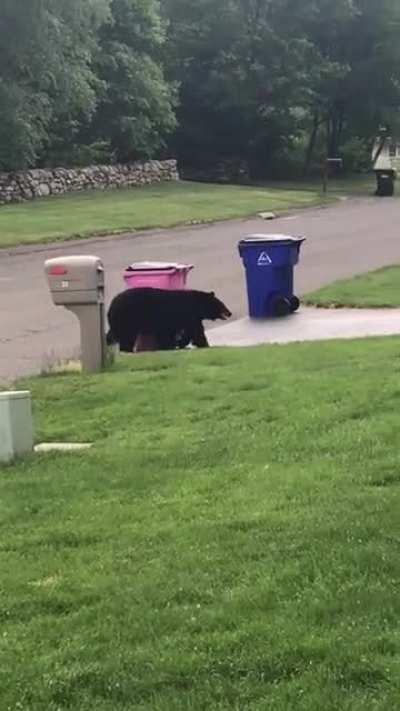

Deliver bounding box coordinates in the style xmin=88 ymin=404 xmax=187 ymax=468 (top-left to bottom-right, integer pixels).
xmin=125 ymin=261 xmax=193 ymax=273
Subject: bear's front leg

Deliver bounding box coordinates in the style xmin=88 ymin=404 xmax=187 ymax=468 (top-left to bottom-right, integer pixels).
xmin=190 ymin=321 xmax=209 ymax=348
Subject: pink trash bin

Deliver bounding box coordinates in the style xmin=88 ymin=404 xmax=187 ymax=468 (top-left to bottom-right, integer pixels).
xmin=123 ymin=261 xmax=193 ymax=290
xmin=122 ymin=261 xmax=194 ymax=352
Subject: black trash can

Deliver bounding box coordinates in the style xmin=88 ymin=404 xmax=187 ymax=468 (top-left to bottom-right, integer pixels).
xmin=375 ymin=169 xmax=395 ymax=197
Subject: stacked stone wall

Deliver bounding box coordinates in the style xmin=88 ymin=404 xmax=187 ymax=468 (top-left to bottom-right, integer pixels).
xmin=0 ymin=159 xmax=179 ymax=204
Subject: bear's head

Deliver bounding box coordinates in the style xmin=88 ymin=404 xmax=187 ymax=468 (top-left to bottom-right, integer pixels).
xmin=201 ymin=292 xmax=232 ymax=321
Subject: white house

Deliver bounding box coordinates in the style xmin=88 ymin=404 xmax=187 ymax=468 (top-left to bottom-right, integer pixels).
xmin=372 ymin=136 xmax=400 ymax=172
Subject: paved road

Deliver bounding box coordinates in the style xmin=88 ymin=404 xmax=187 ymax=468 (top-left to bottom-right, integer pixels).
xmin=1 ymin=196 xmax=400 ymax=382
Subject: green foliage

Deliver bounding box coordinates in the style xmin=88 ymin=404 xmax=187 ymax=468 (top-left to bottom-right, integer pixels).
xmin=163 ymin=0 xmax=400 ymax=176
xmin=310 ymin=0 xmax=400 ymax=153
xmin=164 ymin=0 xmax=313 ymax=173
xmin=340 ymin=138 xmax=371 ymax=174
xmin=90 ymin=0 xmax=177 ymax=161
xmin=0 ymin=0 xmax=109 ymax=170
xmin=0 ymin=0 xmax=400 ymax=173
xmin=0 ymin=0 xmax=174 ymax=170
xmin=42 ymin=0 xmax=110 ymax=149
xmin=44 ymin=141 xmax=114 ymax=169
xmin=0 ymin=0 xmax=52 ymax=169
xmin=0 ymin=82 xmax=50 ymax=170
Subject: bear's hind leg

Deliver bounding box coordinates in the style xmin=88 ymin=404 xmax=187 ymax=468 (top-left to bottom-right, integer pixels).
xmin=119 ymin=335 xmax=137 ymax=353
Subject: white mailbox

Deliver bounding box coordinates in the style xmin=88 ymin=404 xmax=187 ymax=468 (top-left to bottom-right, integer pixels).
xmin=45 ymin=255 xmax=104 ymax=305
xmin=44 ymin=255 xmax=108 ymax=372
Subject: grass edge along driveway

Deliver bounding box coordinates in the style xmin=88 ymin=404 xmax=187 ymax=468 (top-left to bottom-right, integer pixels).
xmin=305 ymin=264 xmax=400 ymax=308
xmin=1 ymin=337 xmax=400 ymax=709
xmin=0 ymin=179 xmax=336 ymax=248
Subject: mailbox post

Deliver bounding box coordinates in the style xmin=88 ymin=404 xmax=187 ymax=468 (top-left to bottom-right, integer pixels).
xmin=322 ymin=157 xmax=343 ymax=194
xmin=44 ymin=255 xmax=107 ymax=372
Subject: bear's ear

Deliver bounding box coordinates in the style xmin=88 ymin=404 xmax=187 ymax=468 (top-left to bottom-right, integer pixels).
xmin=209 ymin=291 xmax=215 ymax=297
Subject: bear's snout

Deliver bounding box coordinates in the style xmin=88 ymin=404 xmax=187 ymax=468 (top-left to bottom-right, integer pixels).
xmin=220 ymin=306 xmax=232 ymax=320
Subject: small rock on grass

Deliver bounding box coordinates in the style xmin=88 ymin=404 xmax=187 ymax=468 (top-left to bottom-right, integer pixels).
xmin=258 ymin=211 xmax=276 ymax=220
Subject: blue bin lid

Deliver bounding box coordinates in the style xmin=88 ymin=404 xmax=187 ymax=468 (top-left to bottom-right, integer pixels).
xmin=239 ymin=233 xmax=305 ymax=246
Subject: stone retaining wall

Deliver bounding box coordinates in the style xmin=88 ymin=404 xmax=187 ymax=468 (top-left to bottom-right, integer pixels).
xmin=0 ymin=159 xmax=179 ymax=204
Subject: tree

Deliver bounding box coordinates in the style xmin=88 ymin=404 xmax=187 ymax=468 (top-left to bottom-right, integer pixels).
xmin=90 ymin=0 xmax=177 ymax=162
xmin=2 ymin=0 xmax=400 ymax=174
xmin=0 ymin=0 xmax=51 ymax=169
xmin=0 ymin=0 xmax=109 ymax=171
xmin=163 ymin=0 xmax=400 ymax=177
xmin=42 ymin=0 xmax=111 ymax=163
xmin=163 ymin=0 xmax=317 ymax=175
xmin=301 ymin=0 xmax=400 ymax=169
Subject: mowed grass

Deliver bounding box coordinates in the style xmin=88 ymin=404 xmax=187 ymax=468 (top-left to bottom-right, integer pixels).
xmin=2 ymin=339 xmax=400 ymax=709
xmin=261 ymin=175 xmax=376 ymax=197
xmin=0 ymin=180 xmax=326 ymax=248
xmin=306 ymin=264 xmax=400 ymax=308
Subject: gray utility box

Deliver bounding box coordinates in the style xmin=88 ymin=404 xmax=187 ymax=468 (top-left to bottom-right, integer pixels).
xmin=44 ymin=255 xmax=108 ymax=372
xmin=0 ymin=391 xmax=33 ymax=463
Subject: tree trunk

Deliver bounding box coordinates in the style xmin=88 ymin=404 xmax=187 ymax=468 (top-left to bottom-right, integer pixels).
xmin=327 ymin=110 xmax=342 ymax=157
xmin=303 ymin=112 xmax=320 ymax=175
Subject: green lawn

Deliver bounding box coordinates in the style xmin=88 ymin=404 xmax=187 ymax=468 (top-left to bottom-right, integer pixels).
xmin=2 ymin=339 xmax=400 ymax=709
xmin=0 ymin=180 xmax=331 ymax=249
xmin=262 ymin=175 xmax=376 ymax=197
xmin=305 ymin=265 xmax=400 ymax=308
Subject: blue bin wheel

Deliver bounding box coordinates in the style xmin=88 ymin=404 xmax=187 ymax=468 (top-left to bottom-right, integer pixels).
xmin=270 ymin=295 xmax=292 ymax=317
xmin=290 ymin=296 xmax=300 ymax=312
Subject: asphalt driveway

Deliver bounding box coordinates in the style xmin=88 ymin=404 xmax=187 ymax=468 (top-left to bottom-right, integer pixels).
xmin=1 ymin=196 xmax=399 ymax=382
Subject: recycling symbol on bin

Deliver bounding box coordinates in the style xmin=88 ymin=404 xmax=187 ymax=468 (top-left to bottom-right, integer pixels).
xmin=257 ymin=251 xmax=272 ymax=266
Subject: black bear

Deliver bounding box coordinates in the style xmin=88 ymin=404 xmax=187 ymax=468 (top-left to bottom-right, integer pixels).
xmin=106 ymin=287 xmax=232 ymax=352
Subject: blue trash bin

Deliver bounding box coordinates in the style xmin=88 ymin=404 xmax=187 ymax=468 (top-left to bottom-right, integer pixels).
xmin=238 ymin=234 xmax=305 ymax=317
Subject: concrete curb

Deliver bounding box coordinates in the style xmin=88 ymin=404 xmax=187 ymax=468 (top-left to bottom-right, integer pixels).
xmin=208 ymin=306 xmax=400 ymax=347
